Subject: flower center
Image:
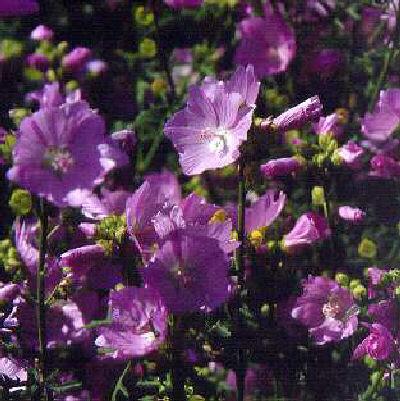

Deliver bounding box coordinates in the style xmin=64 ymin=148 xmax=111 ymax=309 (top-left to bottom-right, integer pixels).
xmin=322 ymin=297 xmax=342 ymax=319
xmin=43 ymin=148 xmax=74 ymax=175
xmin=200 ymin=127 xmax=230 ymax=156
xmin=170 ymin=264 xmax=194 ymax=291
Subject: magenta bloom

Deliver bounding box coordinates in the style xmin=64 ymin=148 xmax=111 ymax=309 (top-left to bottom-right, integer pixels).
xmin=0 ymin=0 xmax=38 ymax=16
xmin=95 ymin=287 xmax=168 ymax=360
xmin=353 ymin=324 xmax=394 ymax=361
xmin=337 ymin=141 xmax=364 ymax=168
xmin=260 ymin=157 xmax=302 ymax=179
xmin=164 ymin=0 xmax=203 ymax=8
xmin=368 ymin=300 xmax=396 ymax=331
xmin=246 ymin=190 xmax=286 ymax=232
xmin=31 ymin=25 xmax=54 ymax=41
xmin=292 ymin=276 xmax=359 ymax=344
xmin=62 ymin=47 xmax=92 ymax=72
xmin=7 ymin=100 xmax=124 ymax=207
xmin=338 ymin=206 xmax=365 ymax=223
xmin=235 ymin=6 xmax=296 ymax=78
xmin=164 ymin=66 xmax=258 ymax=175
xmin=272 ymin=96 xmax=323 ymax=132
xmin=283 ymin=212 xmax=331 ymax=253
xmin=308 ymin=49 xmax=343 ymax=77
xmin=143 ymin=233 xmax=230 ymax=313
xmin=312 ymin=113 xmax=343 ymax=138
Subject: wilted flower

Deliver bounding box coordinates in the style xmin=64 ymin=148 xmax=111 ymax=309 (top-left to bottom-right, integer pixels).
xmin=30 ymin=25 xmax=54 ymax=41
xmin=0 ymin=0 xmax=38 ymax=16
xmin=95 ymin=287 xmax=168 ymax=359
xmin=7 ymin=99 xmax=126 ymax=207
xmin=235 ymin=5 xmax=296 ymax=78
xmin=143 ymin=233 xmax=230 ymax=313
xmin=313 ymin=113 xmax=343 ymax=138
xmin=282 ymin=212 xmax=331 ymax=253
xmin=164 ymin=65 xmax=258 ymax=175
xmin=292 ymin=276 xmax=359 ymax=344
xmin=270 ymin=96 xmax=323 ymax=132
xmin=260 ymin=157 xmax=302 ymax=179
xmin=62 ymin=47 xmax=92 ymax=72
xmin=338 ymin=206 xmax=366 ymax=223
xmin=353 ymin=324 xmax=394 ymax=361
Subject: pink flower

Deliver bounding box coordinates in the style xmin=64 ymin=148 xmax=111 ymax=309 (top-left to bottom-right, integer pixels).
xmin=260 ymin=157 xmax=302 ymax=179
xmin=30 ymin=25 xmax=54 ymax=41
xmin=337 ymin=141 xmax=364 ymax=168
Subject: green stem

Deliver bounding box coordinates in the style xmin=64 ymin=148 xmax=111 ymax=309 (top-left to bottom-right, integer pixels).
xmin=235 ymin=157 xmax=246 ymax=401
xmin=36 ymin=199 xmax=48 ymax=401
xmin=111 ymin=360 xmax=132 ymax=401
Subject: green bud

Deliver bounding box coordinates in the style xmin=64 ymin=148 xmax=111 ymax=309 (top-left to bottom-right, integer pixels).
xmin=9 ymin=108 xmax=29 ymax=126
xmin=349 ymin=279 xmax=362 ymax=291
xmin=331 ymin=149 xmax=343 ymax=166
xmin=311 ymin=186 xmax=325 ymax=206
xmin=364 ymin=355 xmax=377 ymax=369
xmin=66 ymin=80 xmax=79 ymax=92
xmin=352 ymin=284 xmax=367 ymax=300
xmin=139 ymin=38 xmax=156 ymax=59
xmin=370 ymin=371 xmax=382 ymax=387
xmin=358 ymin=238 xmax=377 ymax=259
xmin=57 ymin=41 xmax=68 ymax=55
xmin=335 ymin=272 xmax=350 ymax=287
xmin=4 ymin=247 xmax=21 ymax=272
xmin=0 ymin=39 xmax=23 ymax=59
xmin=134 ymin=6 xmax=154 ymax=26
xmin=312 ymin=153 xmax=326 ymax=167
xmin=394 ymin=286 xmax=400 ymax=299
xmin=9 ymin=189 xmax=32 ymax=215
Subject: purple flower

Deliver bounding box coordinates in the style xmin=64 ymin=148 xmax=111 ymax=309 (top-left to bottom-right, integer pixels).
xmin=62 ymin=47 xmax=92 ymax=72
xmin=26 ymin=53 xmax=50 ymax=72
xmin=30 ymin=25 xmax=54 ymax=41
xmin=143 ymin=233 xmax=230 ymax=313
xmin=337 ymin=141 xmax=364 ymax=168
xmin=164 ymin=66 xmax=258 ymax=175
xmin=0 ymin=357 xmax=27 ymax=381
xmin=7 ymin=100 xmax=123 ymax=207
xmin=60 ymin=245 xmax=122 ymax=290
xmin=260 ymin=157 xmax=302 ymax=179
xmin=163 ymin=0 xmax=203 ymax=9
xmin=0 ymin=283 xmax=21 ymax=302
xmin=246 ymin=190 xmax=286 ymax=232
xmin=283 ymin=212 xmax=331 ymax=253
xmin=95 ymin=287 xmax=168 ymax=359
xmin=80 ymin=188 xmax=131 ymax=220
xmin=370 ymin=154 xmax=400 ymax=178
xmin=291 ymin=275 xmax=359 ymax=344
xmin=234 ymin=6 xmax=296 ymax=78
xmin=126 ymin=171 xmax=181 ymax=258
xmin=0 ymin=0 xmax=38 ymax=16
xmin=368 ymin=300 xmax=396 ymax=332
xmin=338 ymin=206 xmax=365 ymax=223
xmin=26 ymin=82 xmax=64 ymax=108
xmin=312 ymin=113 xmax=343 ymax=138
xmin=272 ymin=96 xmax=323 ymax=132
xmin=86 ymin=59 xmax=108 ymax=76
xmin=353 ymin=324 xmax=394 ymax=361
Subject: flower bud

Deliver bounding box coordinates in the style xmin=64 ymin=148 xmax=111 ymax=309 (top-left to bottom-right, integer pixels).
xmin=151 ymin=78 xmax=168 ymax=96
xmin=358 ymin=238 xmax=377 ymax=259
xmin=352 ymin=284 xmax=367 ymax=300
xmin=260 ymin=157 xmax=302 ymax=179
xmin=139 ymin=38 xmax=156 ymax=59
xmin=9 ymin=189 xmax=32 ymax=215
xmin=134 ymin=6 xmax=154 ymax=26
xmin=335 ymin=272 xmax=349 ymax=287
xmin=31 ymin=25 xmax=54 ymax=41
xmin=311 ymin=186 xmax=325 ymax=206
xmin=349 ymin=279 xmax=361 ymax=291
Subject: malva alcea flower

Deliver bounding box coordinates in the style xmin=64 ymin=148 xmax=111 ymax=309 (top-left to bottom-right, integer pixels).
xmin=143 ymin=233 xmax=230 ymax=313
xmin=7 ymin=100 xmax=126 ymax=207
xmin=292 ymin=275 xmax=359 ymax=345
xmin=234 ymin=5 xmax=296 ymax=78
xmin=338 ymin=206 xmax=366 ymax=223
xmin=95 ymin=287 xmax=168 ymax=360
xmin=282 ymin=212 xmax=331 ymax=253
xmin=260 ymin=157 xmax=302 ymax=179
xmin=164 ymin=65 xmax=259 ymax=175
xmin=353 ymin=324 xmax=394 ymax=361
